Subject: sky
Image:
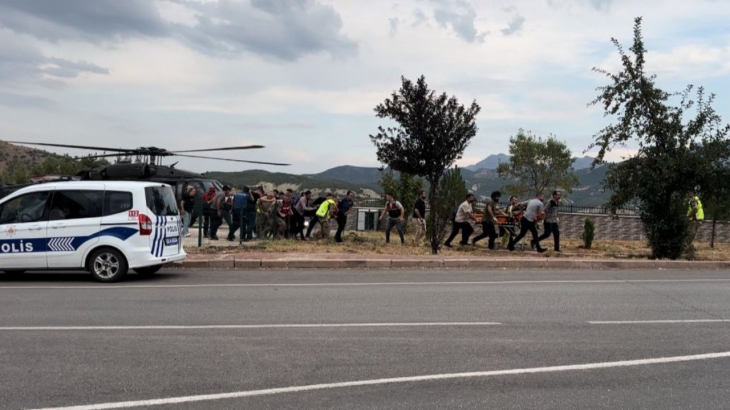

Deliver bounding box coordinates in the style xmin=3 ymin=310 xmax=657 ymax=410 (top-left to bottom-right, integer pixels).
xmin=0 ymin=0 xmax=729 ymax=174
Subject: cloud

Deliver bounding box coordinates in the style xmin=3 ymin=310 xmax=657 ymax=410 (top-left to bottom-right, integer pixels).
xmin=412 ymin=9 xmax=428 ymax=27
xmin=389 ymin=17 xmax=400 ymax=37
xmin=0 ymin=0 xmax=357 ymax=61
xmin=0 ymin=92 xmax=54 ymax=108
xmin=171 ymin=0 xmax=358 ymax=61
xmin=432 ymin=0 xmax=487 ymax=43
xmin=0 ymin=32 xmax=109 ymax=88
xmin=501 ymin=15 xmax=526 ymax=36
xmin=546 ymin=0 xmax=613 ymax=11
xmin=0 ymin=0 xmax=168 ymax=42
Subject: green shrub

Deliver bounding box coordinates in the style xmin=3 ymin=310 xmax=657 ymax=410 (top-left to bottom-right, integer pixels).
xmin=582 ymin=218 xmax=595 ymax=249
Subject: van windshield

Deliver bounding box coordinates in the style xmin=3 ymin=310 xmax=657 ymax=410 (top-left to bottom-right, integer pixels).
xmin=145 ymin=186 xmax=179 ymax=216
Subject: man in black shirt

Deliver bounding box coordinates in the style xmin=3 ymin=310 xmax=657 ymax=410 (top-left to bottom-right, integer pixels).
xmin=180 ymin=186 xmax=196 ymax=238
xmin=412 ymin=190 xmax=427 ymax=245
xmin=335 ymin=191 xmax=355 ymax=243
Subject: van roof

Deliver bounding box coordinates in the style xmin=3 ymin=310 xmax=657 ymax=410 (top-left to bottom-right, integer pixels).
xmin=10 ymin=181 xmax=170 ymax=192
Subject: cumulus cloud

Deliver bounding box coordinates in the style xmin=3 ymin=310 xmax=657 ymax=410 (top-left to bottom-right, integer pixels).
xmin=170 ymin=0 xmax=358 ymax=61
xmin=547 ymin=0 xmax=613 ymax=11
xmin=389 ymin=18 xmax=400 ymax=37
xmin=501 ymin=15 xmax=526 ymax=36
xmin=0 ymin=0 xmax=168 ymax=42
xmin=0 ymin=0 xmax=357 ymax=61
xmin=431 ymin=0 xmax=487 ymax=43
xmin=0 ymin=92 xmax=54 ymax=108
xmin=0 ymin=33 xmax=109 ymax=89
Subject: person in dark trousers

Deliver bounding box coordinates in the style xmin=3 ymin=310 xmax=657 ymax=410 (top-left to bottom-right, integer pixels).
xmin=201 ymin=186 xmax=217 ymax=238
xmin=472 ymin=191 xmax=501 ymax=249
xmin=229 ymin=187 xmax=250 ymax=241
xmin=444 ymin=194 xmax=478 ymax=247
xmin=180 ymin=186 xmax=196 ymax=238
xmin=209 ymin=185 xmax=232 ymax=240
xmin=508 ymin=192 xmax=547 ymax=253
xmin=243 ymin=188 xmax=258 ymax=241
xmin=379 ymin=193 xmax=405 ymax=244
xmin=335 ymin=191 xmax=355 ymax=243
xmin=536 ymin=190 xmax=561 ymax=252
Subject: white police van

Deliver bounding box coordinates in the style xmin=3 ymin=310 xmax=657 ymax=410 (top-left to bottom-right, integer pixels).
xmin=0 ymin=181 xmax=186 ymax=282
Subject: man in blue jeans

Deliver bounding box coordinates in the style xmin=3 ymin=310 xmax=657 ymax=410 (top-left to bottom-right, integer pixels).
xmin=229 ymin=187 xmax=250 ymax=242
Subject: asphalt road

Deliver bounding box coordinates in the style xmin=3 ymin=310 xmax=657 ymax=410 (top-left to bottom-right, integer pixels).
xmin=2 ymin=269 xmax=730 ymax=410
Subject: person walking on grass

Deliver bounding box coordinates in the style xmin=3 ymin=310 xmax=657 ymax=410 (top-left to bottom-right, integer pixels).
xmin=313 ymin=192 xmax=338 ymax=239
xmin=412 ymin=190 xmax=427 ymax=246
xmin=508 ymin=192 xmax=547 ymax=253
xmin=335 ymin=191 xmax=355 ymax=243
xmin=380 ymin=193 xmax=405 ymax=244
xmin=180 ymin=186 xmax=196 ymax=238
xmin=444 ymin=193 xmax=477 ymax=248
xmin=686 ymin=187 xmax=704 ymax=258
xmin=201 ymin=186 xmax=216 ymax=239
xmin=295 ymin=191 xmax=315 ymax=240
xmin=472 ymin=191 xmax=501 ymax=250
xmin=536 ymin=190 xmax=562 ymax=252
xmin=209 ymin=185 xmax=232 ymax=241
xmin=229 ymin=187 xmax=250 ymax=242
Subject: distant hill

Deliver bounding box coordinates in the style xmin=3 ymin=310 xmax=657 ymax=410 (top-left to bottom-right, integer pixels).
xmin=466 ymin=154 xmax=596 ymax=171
xmin=314 ymin=165 xmax=385 ymax=185
xmin=0 ymin=140 xmax=56 ymax=175
xmin=465 ymin=154 xmax=509 ymax=171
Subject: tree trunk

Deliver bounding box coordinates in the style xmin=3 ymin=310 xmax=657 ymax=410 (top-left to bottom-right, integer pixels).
xmin=428 ymin=178 xmax=440 ymax=255
xmin=711 ymin=218 xmax=716 ymax=249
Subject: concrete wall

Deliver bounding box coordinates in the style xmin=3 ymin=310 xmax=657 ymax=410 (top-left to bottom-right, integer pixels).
xmin=343 ymin=208 xmax=730 ymax=243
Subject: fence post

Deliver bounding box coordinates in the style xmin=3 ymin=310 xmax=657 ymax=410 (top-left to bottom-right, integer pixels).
xmin=197 ymin=208 xmax=202 ymax=247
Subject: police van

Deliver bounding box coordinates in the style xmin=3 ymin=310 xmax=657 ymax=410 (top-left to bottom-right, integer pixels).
xmin=0 ymin=181 xmax=186 ymax=282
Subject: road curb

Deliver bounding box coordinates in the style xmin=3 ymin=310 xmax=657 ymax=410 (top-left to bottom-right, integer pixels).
xmin=175 ymin=258 xmax=730 ymax=270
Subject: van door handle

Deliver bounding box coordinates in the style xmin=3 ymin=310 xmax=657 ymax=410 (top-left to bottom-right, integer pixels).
xmin=28 ymin=225 xmax=43 ymax=231
xmin=51 ymin=224 xmax=66 ymax=229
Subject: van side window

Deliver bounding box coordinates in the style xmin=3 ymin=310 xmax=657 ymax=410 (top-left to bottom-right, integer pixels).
xmin=0 ymin=191 xmax=50 ymax=224
xmin=49 ymin=190 xmax=103 ymax=221
xmin=145 ymin=186 xmax=179 ymax=216
xmin=103 ymin=191 xmax=133 ymax=216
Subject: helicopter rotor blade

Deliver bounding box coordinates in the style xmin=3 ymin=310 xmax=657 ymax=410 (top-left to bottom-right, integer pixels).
xmin=7 ymin=141 xmax=135 ymax=153
xmin=174 ymin=153 xmax=289 ymax=166
xmin=172 ymin=145 xmax=265 ymax=153
xmin=72 ymin=153 xmax=131 ymax=160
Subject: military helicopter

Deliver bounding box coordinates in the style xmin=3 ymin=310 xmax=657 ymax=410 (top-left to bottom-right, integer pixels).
xmin=0 ymin=141 xmax=288 ymax=201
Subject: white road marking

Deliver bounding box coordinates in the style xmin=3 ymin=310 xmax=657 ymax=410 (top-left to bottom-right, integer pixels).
xmin=29 ymin=351 xmax=730 ymax=410
xmin=0 ymin=322 xmax=501 ymax=331
xmin=590 ymin=320 xmax=730 ymax=324
xmin=2 ymin=278 xmax=730 ymax=290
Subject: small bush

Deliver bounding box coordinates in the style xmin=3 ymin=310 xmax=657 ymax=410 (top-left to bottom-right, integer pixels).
xmin=582 ymin=218 xmax=595 ymax=249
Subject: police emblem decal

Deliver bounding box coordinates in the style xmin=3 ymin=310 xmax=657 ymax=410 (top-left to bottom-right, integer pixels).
xmin=5 ymin=226 xmax=16 ymax=237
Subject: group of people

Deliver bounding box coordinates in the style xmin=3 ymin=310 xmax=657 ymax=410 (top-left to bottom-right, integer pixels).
xmin=444 ymin=190 xmax=563 ymax=253
xmin=180 ymin=185 xmax=357 ymax=242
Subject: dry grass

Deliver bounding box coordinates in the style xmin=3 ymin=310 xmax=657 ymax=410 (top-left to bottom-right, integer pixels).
xmin=187 ymin=231 xmax=730 ymax=261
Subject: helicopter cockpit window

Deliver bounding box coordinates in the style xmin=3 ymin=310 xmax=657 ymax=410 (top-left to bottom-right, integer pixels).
xmin=145 ymin=186 xmax=179 ymax=216
xmin=0 ymin=191 xmax=50 ymax=225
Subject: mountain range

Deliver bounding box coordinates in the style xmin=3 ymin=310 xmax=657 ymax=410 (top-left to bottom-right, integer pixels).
xmin=207 ymin=154 xmax=611 ymax=205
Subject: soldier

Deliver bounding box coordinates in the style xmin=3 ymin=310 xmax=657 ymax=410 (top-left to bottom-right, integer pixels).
xmin=256 ymin=192 xmax=277 ymax=239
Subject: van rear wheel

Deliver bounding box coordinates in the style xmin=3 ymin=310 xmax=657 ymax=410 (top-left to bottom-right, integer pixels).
xmin=134 ymin=265 xmax=163 ymax=276
xmin=89 ymin=248 xmax=128 ymax=283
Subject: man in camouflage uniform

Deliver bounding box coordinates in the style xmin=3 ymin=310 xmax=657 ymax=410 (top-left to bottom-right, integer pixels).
xmin=256 ymin=192 xmax=277 ymax=239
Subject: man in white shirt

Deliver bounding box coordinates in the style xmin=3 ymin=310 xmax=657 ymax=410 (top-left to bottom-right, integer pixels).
xmin=444 ymin=194 xmax=478 ymax=247
xmin=508 ymin=192 xmax=547 ymax=253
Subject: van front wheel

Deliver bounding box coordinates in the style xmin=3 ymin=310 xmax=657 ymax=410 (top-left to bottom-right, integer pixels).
xmin=134 ymin=265 xmax=163 ymax=276
xmin=89 ymin=248 xmax=128 ymax=282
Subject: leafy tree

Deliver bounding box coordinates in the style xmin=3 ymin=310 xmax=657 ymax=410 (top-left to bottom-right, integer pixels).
xmin=693 ymin=139 xmax=730 ymax=247
xmin=589 ymin=17 xmax=730 ymax=259
xmin=497 ymin=129 xmax=579 ymax=198
xmin=370 ymin=75 xmax=480 ymax=254
xmin=378 ymin=169 xmax=424 ymax=223
xmin=429 ymin=166 xmax=468 ymax=241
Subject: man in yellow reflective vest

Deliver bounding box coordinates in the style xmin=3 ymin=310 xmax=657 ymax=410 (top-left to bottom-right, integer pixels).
xmin=313 ymin=193 xmax=338 ymax=240
xmin=686 ymin=188 xmax=705 ymax=258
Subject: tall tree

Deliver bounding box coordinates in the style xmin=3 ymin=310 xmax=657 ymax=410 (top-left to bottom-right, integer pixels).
xmin=589 ymin=17 xmax=730 ymax=259
xmin=497 ymin=129 xmax=579 ymax=198
xmin=371 ymin=75 xmax=480 ymax=254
